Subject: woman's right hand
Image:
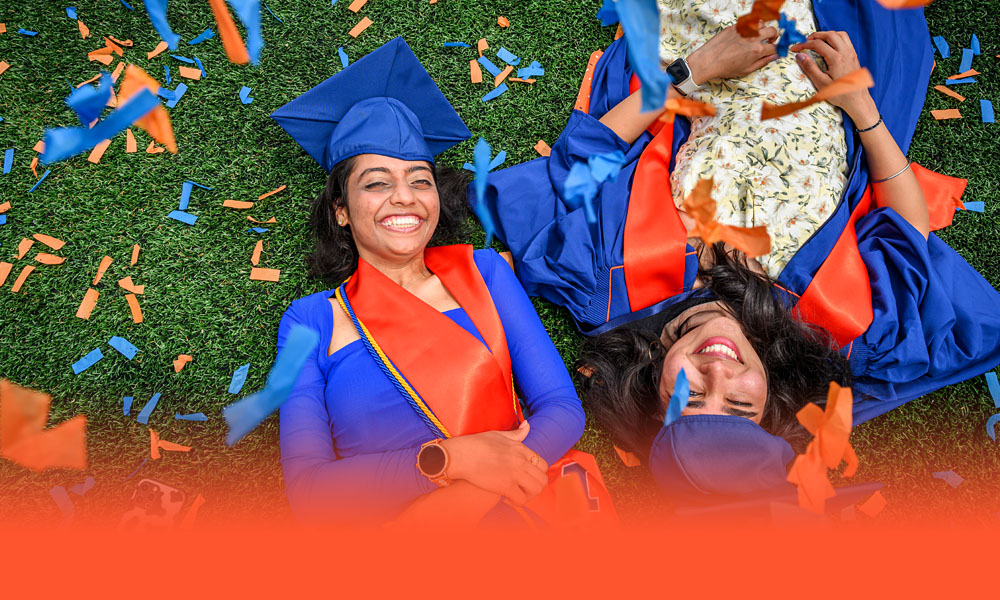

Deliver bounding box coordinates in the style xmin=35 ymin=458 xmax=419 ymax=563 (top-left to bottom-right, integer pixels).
xmin=440 ymin=421 xmax=549 ymax=506
xmin=686 ymin=24 xmax=780 ymax=84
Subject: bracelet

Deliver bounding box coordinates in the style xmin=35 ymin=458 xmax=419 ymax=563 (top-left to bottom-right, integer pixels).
xmin=856 ymin=114 xmax=883 ymax=133
xmin=872 ymin=161 xmax=911 ymax=184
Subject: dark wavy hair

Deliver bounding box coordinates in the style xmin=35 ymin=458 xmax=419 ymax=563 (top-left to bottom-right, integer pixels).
xmin=308 ymin=156 xmax=472 ymax=285
xmin=577 ymin=243 xmax=853 ymax=459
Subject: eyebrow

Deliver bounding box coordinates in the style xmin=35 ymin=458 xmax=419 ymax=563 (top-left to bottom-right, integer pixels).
xmin=685 ymin=399 xmax=758 ymax=419
xmin=356 ymin=165 xmax=432 ymax=182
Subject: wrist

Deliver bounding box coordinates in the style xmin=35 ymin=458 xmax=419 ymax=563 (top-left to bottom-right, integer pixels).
xmin=417 ymin=439 xmax=453 ymax=486
xmin=686 ymin=49 xmax=713 ymax=86
xmin=844 ymin=94 xmax=878 ymax=127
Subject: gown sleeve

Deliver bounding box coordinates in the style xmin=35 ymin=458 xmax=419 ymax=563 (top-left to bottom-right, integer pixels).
xmin=848 ymin=207 xmax=1000 ymax=423
xmin=479 ymin=250 xmax=586 ymax=464
xmin=277 ymin=299 xmax=436 ymax=523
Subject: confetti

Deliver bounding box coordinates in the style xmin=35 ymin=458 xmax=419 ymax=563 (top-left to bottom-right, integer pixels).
xmin=683 ymin=178 xmax=770 ymax=256
xmin=228 ymin=363 xmax=251 ymax=394
xmin=776 ymin=13 xmax=806 ymax=57
xmin=239 ymin=85 xmax=253 ymax=104
xmin=180 ymin=493 xmax=206 ymax=529
xmin=338 ymin=46 xmax=349 ymax=68
xmin=248 ymin=227 xmax=269 ymax=233
xmin=932 ymin=35 xmax=949 ymax=58
xmin=18 ymin=29 xmax=38 ymax=36
xmin=931 ymin=109 xmax=962 ymax=120
xmin=178 ymin=66 xmax=202 ymax=80
xmin=470 ymin=59 xmax=482 ymax=83
xmin=251 ymin=240 xmax=263 ymax=266
xmin=125 ymin=293 xmax=143 ymax=323
xmin=932 ymin=470 xmax=964 ymax=488
xmin=944 ymin=77 xmax=976 ymax=85
xmin=443 ymin=42 xmax=470 ymax=48
xmin=10 ymin=265 xmax=35 ymax=293
xmin=3 ymin=149 xmax=12 ymax=174
xmin=348 ymin=16 xmax=373 ymax=38
xmin=147 ymin=41 xmax=168 ymax=59
xmin=971 ymin=33 xmax=980 ymax=55
xmin=112 ymin=62 xmax=125 ymax=82
xmin=136 ymin=393 xmax=162 ymax=424
xmin=482 ymin=83 xmax=508 ymax=102
xmin=168 ymin=210 xmax=198 ymax=225
xmin=108 ymin=336 xmax=138 ymax=359
xmin=189 ymin=29 xmax=215 ymax=45
xmin=75 ymin=289 xmax=99 ymax=320
xmin=958 ymin=47 xmax=974 ymax=74
xmin=118 ymin=276 xmax=145 ymax=295
xmin=67 ymin=7 xmax=78 ymax=19
xmin=248 ymin=216 xmax=276 ymax=224
xmin=264 ymin=4 xmax=282 ymax=22
xmin=227 ymin=0 xmax=264 ymax=65
xmin=78 ymin=20 xmax=90 ymax=39
xmin=249 ymin=267 xmax=280 ymax=281
xmin=516 ymin=60 xmax=544 ymax=79
xmin=962 ymin=201 xmax=985 ymax=212
xmin=0 ymin=381 xmax=87 ymax=472
xmin=933 ymin=85 xmax=965 ymax=102
xmin=947 ymin=69 xmax=980 ymax=80
xmin=494 ymin=65 xmax=513 ymax=87
xmin=143 ymin=0 xmax=180 ymax=49
xmin=663 ymin=367 xmax=689 ymax=427
xmin=131 ymin=244 xmax=140 ymax=265
xmin=149 ymin=428 xmax=192 ymax=459
xmin=497 ymin=16 xmax=510 ymax=27
xmin=164 ymin=83 xmax=189 ymax=109
xmin=613 ymin=445 xmax=641 ymax=467
xmin=66 ymin=73 xmax=112 ymax=123
xmin=126 ymin=128 xmax=137 ymax=152
xmin=123 ymin=397 xmax=133 ymax=416
xmin=257 ymin=184 xmax=287 ymax=200
xmin=207 ymin=0 xmax=251 ymax=64
xmin=35 ymin=253 xmax=65 ymax=265
xmin=0 ymin=61 xmax=9 ymax=76
xmin=69 ymin=476 xmax=96 ymax=496
xmin=28 ymin=170 xmax=51 ymax=192
xmin=93 ymin=255 xmax=113 ymax=285
xmin=763 ymin=68 xmax=873 ymax=120
xmin=496 ymin=47 xmax=520 ymax=66
xmin=0 ymin=263 xmax=11 ymax=287
xmin=856 ymin=490 xmax=887 ymax=517
xmin=72 ymin=348 xmax=105 ymax=375
xmin=87 ymin=139 xmax=112 ymax=164
xmin=222 ymin=325 xmax=320 ymax=445
xmin=173 ymin=355 xmax=193 ymax=373
xmin=981 ymin=99 xmax=995 ymax=123
xmin=175 ymin=412 xmax=208 ymax=421
xmin=17 ymin=239 xmax=34 ymax=259
xmin=0 ymin=201 xmax=9 ymax=213
xmin=348 ymin=0 xmax=368 ymax=11
xmin=163 ymin=65 xmax=172 ymax=85
xmin=470 ymin=138 xmax=497 ymax=243
xmin=477 ymin=56 xmax=502 ymax=77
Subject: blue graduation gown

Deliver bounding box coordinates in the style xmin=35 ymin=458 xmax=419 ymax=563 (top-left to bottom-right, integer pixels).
xmin=476 ymin=0 xmax=1000 ymax=424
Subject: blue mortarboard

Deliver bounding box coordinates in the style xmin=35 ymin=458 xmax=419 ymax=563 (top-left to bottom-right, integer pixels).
xmin=271 ymin=37 xmax=471 ymax=172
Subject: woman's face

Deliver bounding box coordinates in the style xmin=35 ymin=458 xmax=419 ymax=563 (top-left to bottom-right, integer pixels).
xmin=658 ymin=302 xmax=768 ymax=423
xmin=335 ymin=154 xmax=439 ymax=266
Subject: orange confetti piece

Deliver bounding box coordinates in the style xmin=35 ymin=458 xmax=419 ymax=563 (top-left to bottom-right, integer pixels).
xmin=29 ymin=157 xmax=38 ymax=178
xmin=89 ymin=52 xmax=114 ymax=65
xmin=508 ymin=77 xmax=535 ymax=84
xmin=248 ymin=216 xmax=277 ymax=224
xmin=207 ymin=0 xmax=250 ymax=64
xmin=16 ymin=239 xmax=34 ymax=259
xmin=348 ymin=16 xmax=373 ymax=38
xmin=613 ymin=445 xmax=641 ymax=467
xmin=0 ymin=201 xmax=9 ymax=213
xmin=933 ymin=85 xmax=965 ymax=102
xmin=477 ymin=38 xmax=488 ymax=56
xmin=34 ymin=253 xmax=65 ymax=265
xmin=130 ymin=244 xmax=140 ymax=266
xmin=33 ymin=234 xmax=65 ymax=250
xmin=150 ymin=428 xmax=192 ymax=460
xmin=497 ymin=16 xmax=510 ymax=27
xmin=348 ymin=0 xmax=368 ymax=11
xmin=126 ymin=128 xmax=138 ymax=152
xmin=147 ymin=40 xmax=168 ymax=60
xmin=931 ymin=109 xmax=962 ymax=120
xmin=682 ymin=179 xmax=771 ymax=257
xmin=125 ymin=293 xmax=143 ymax=323
xmin=0 ymin=24 xmax=5 ymax=34
xmin=104 ymin=37 xmax=125 ymax=57
xmin=180 ymin=493 xmax=206 ymax=530
xmin=258 ymin=185 xmax=287 ymax=201
xmin=665 ymin=98 xmax=716 ymax=119
xmin=250 ymin=267 xmax=281 ymax=282
xmin=173 ymin=354 xmax=193 ymax=373
xmin=178 ymin=66 xmax=202 ymax=80
xmin=224 ymin=199 xmax=254 ymax=209
xmin=93 ymin=255 xmax=113 ymax=285
xmin=470 ymin=59 xmax=483 ymax=84
xmin=78 ymin=20 xmax=90 ymax=39
xmin=251 ymin=240 xmax=263 ymax=266
xmin=0 ymin=263 xmax=12 ymax=287
xmin=0 ymin=380 xmax=87 ymax=472
xmin=494 ymin=64 xmax=513 ymax=87
xmin=75 ymin=288 xmax=100 ymax=320
xmin=763 ymin=68 xmax=873 ymax=120
xmin=948 ymin=69 xmax=980 ymax=80
xmin=533 ymin=140 xmax=551 ymax=157
xmin=107 ymin=36 xmax=133 ymax=47
xmin=119 ymin=65 xmax=178 ymax=153
xmin=106 ymin=86 xmax=118 ymax=108
xmin=10 ymin=265 xmax=35 ymax=293
xmin=111 ymin=62 xmax=126 ymax=83
xmin=77 ymin=73 xmax=101 ymax=88
xmin=146 ymin=141 xmax=165 ymax=154
xmin=32 ymin=140 xmax=45 ymax=153
xmin=614 ymin=24 xmax=624 ymax=40
xmin=0 ymin=61 xmax=9 ymax=76
xmin=857 ymin=490 xmax=887 ymax=517
xmin=87 ymin=139 xmax=112 ymax=164
xmin=118 ymin=276 xmax=145 ymax=295
xmin=736 ymin=0 xmax=784 ymax=37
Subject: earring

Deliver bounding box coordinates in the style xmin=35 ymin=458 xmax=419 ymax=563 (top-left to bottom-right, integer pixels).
xmin=337 ymin=217 xmax=346 ymax=226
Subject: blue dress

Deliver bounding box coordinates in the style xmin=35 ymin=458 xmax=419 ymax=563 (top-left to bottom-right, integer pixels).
xmin=277 ymin=249 xmax=585 ymax=521
xmin=475 ymin=0 xmax=1000 ymax=424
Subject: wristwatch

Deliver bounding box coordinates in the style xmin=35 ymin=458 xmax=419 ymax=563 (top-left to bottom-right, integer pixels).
xmin=667 ymin=57 xmax=700 ymax=97
xmin=417 ymin=439 xmax=452 ymax=487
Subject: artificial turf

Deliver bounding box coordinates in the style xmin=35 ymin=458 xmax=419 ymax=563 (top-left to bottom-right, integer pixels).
xmin=0 ymin=0 xmax=998 ymax=524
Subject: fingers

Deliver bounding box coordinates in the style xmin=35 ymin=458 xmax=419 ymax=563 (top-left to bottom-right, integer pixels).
xmin=795 ymin=53 xmax=832 ymax=88
xmin=496 ymin=420 xmax=530 ymax=442
xmin=791 ymin=39 xmax=837 ymax=64
xmin=748 ymin=53 xmax=779 ymax=74
xmin=756 ymin=26 xmax=779 ymax=43
xmin=809 ymin=30 xmax=850 ymax=51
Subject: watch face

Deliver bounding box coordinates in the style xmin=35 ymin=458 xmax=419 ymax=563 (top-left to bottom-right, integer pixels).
xmin=419 ymin=444 xmax=446 ymax=476
xmin=667 ymin=59 xmax=690 ymax=83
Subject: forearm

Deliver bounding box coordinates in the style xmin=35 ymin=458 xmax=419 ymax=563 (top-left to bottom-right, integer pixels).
xmin=598 ymin=88 xmax=676 ymax=145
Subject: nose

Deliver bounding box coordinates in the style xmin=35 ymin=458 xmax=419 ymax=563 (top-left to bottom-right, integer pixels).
xmin=696 ymin=356 xmax=735 ymax=381
xmin=390 ymin=177 xmax=417 ymax=205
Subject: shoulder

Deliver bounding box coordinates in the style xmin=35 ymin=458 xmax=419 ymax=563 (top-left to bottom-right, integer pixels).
xmin=281 ymin=289 xmax=337 ymax=325
xmin=472 ymin=248 xmax=515 ymax=287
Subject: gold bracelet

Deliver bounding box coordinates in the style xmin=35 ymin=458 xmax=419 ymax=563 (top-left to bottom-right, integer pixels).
xmin=872 ymin=161 xmax=911 ymax=184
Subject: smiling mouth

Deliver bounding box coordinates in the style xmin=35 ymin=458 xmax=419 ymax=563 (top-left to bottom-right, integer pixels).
xmin=378 ymin=215 xmax=424 ymax=233
xmin=694 ymin=337 xmax=743 ymax=364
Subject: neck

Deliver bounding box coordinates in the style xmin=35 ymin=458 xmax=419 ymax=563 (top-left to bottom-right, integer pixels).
xmin=362 ymin=250 xmax=432 ymax=289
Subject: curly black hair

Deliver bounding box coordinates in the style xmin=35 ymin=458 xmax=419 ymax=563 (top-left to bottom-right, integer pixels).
xmin=577 ymin=243 xmax=853 ymax=459
xmin=307 ymin=157 xmax=472 ymax=285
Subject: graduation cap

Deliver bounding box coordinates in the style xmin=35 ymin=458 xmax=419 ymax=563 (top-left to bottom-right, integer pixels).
xmin=271 ymin=37 xmax=471 ymax=172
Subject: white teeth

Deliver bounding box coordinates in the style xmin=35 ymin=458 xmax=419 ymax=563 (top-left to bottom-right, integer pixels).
xmin=381 ymin=216 xmax=421 ymax=229
xmin=698 ymin=343 xmax=740 ymax=361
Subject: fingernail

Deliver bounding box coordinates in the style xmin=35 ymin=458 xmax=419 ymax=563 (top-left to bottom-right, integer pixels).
xmin=795 ymin=53 xmax=806 ymax=62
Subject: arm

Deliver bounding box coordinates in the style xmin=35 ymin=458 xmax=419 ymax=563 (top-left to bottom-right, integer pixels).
xmin=793 ymin=31 xmax=929 ymax=239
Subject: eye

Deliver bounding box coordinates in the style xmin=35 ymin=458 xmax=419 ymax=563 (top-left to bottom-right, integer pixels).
xmin=364 ymin=181 xmax=388 ymax=190
xmin=726 ymin=398 xmax=753 ymax=407
xmin=688 ymin=389 xmax=704 ymax=399
xmin=410 ymin=178 xmax=433 ymax=188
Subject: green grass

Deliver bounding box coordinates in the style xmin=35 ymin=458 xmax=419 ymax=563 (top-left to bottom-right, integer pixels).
xmin=0 ymin=0 xmax=998 ymax=524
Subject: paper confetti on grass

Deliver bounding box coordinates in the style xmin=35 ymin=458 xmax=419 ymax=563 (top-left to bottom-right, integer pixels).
xmin=10 ymin=265 xmax=35 ymax=293
xmin=981 ymin=100 xmax=995 ymax=123
xmin=28 ymin=170 xmax=52 ymax=192
xmin=477 ymin=55 xmax=502 ymax=77
xmin=0 ymin=263 xmax=11 ymax=287
xmin=130 ymin=244 xmax=140 ymax=265
xmin=35 ymin=253 xmax=65 ymax=265
xmin=249 ymin=227 xmax=269 ymax=234
xmin=118 ymin=65 xmax=178 ymax=152
xmin=180 ymin=181 xmax=211 ymax=209
xmin=224 ymin=199 xmax=254 ymax=209
xmin=72 ymin=348 xmax=104 ymax=375
xmin=931 ymin=109 xmax=962 ymax=120
xmin=163 ymin=83 xmax=188 ymax=108
xmin=92 ymin=256 xmax=113 ymax=285
xmin=963 ymin=201 xmax=985 ymax=212
xmin=496 ymin=47 xmax=520 ymax=65
xmin=229 ymin=363 xmax=251 ymax=394
xmin=3 ymin=149 xmax=12 ymax=174
xmin=494 ymin=65 xmax=513 ymax=87
xmin=78 ymin=21 xmax=90 ymax=38
xmin=534 ymin=140 xmax=552 ymax=157
xmin=349 ymin=16 xmax=373 ymax=38
xmin=497 ymin=16 xmax=510 ymax=27
xmin=471 ymin=138 xmax=497 ymax=243
xmin=248 ymin=216 xmax=276 ymax=224
xmin=227 ymin=0 xmax=264 ymax=65
xmin=683 ymin=178 xmax=770 ymax=256
xmin=932 ymin=35 xmax=949 ymax=58
xmin=932 ymin=469 xmax=964 ymax=488
xmin=149 ymin=428 xmax=191 ymax=459
xmin=933 ymin=85 xmax=965 ymax=102
xmin=189 ymin=29 xmax=215 ymax=45
xmin=125 ymin=293 xmax=143 ymax=323
xmin=208 ymin=0 xmax=251 ymax=64
xmin=338 ymin=46 xmax=349 ymax=68
xmin=477 ymin=38 xmax=488 ymax=56
xmin=108 ymin=336 xmax=138 ymax=359
xmin=482 ymin=84 xmax=508 ymax=102
xmin=126 ymin=128 xmax=137 ymax=152
xmin=239 ymin=86 xmax=253 ymax=104
xmin=948 ymin=69 xmax=980 ymax=80
xmin=0 ymin=380 xmax=87 ymax=472
xmin=69 ymin=476 xmax=96 ymax=496
xmin=444 ymin=42 xmax=470 ymax=48
xmin=136 ymin=393 xmax=162 ymax=424
xmin=175 ymin=413 xmax=208 ymax=421
xmin=249 ymin=267 xmax=280 ymax=281
xmin=147 ymin=40 xmax=168 ymax=59
xmin=763 ymin=68 xmax=873 ymax=120
xmin=173 ymin=354 xmax=193 ymax=373
xmin=168 ymin=210 xmax=197 ymax=225
xmin=945 ymin=77 xmax=976 ymax=85
xmin=517 ymin=60 xmax=544 ymax=79
xmin=856 ymin=490 xmax=887 ymax=517
xmin=17 ymin=239 xmax=34 ymax=259
xmin=178 ymin=66 xmax=202 ymax=80
xmin=258 ymin=185 xmax=287 ymax=200
xmin=87 ymin=139 xmax=112 ymax=164
xmin=348 ymin=0 xmax=368 ymax=11
xmin=223 ymin=325 xmax=319 ymax=445
xmin=470 ymin=59 xmax=482 ymax=83
xmin=251 ymin=240 xmax=263 ymax=266
xmin=143 ymin=0 xmax=181 ymax=49
xmin=123 ymin=397 xmax=133 ymax=415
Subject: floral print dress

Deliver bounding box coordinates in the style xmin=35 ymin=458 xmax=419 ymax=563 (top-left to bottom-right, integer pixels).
xmin=658 ymin=0 xmax=848 ymax=277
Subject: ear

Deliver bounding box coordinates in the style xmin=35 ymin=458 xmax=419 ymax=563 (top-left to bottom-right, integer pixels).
xmin=334 ymin=203 xmax=350 ymax=227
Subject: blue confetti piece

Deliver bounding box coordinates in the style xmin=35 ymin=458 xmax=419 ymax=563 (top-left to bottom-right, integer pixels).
xmin=67 ymin=7 xmax=78 ymax=19
xmin=264 ymin=3 xmax=282 ymax=22
xmin=229 ymin=0 xmax=263 ymax=65
xmin=223 ymin=325 xmax=320 ymax=446
xmin=462 ymin=162 xmax=475 ymax=172
xmin=28 ymin=170 xmax=52 ymax=192
xmin=69 ymin=476 xmax=95 ymax=496
xmin=516 ymin=60 xmax=544 ymax=79
xmin=0 ymin=115 xmax=4 ymax=122
xmin=49 ymin=486 xmax=74 ymax=522
xmin=120 ymin=0 xmax=134 ymax=9
xmin=488 ymin=150 xmax=507 ymax=171
xmin=563 ymin=162 xmax=599 ymax=223
xmin=170 ymin=54 xmax=195 ymax=63
xmin=168 ymin=210 xmax=197 ymax=225
xmin=123 ymin=396 xmax=133 ymax=416
xmin=776 ymin=13 xmax=806 ymax=57
xmin=136 ymin=392 xmax=162 ymax=425
xmin=482 ymin=83 xmax=508 ymax=102
xmin=18 ymin=29 xmax=39 ymax=36
xmin=122 ymin=458 xmax=148 ymax=483
xmin=248 ymin=227 xmax=268 ymax=233
xmin=175 ymin=412 xmax=208 ymax=421
xmin=986 ymin=372 xmax=1000 ymax=408
xmin=164 ymin=65 xmax=171 ymax=85
xmin=179 ymin=180 xmax=212 ymax=210
xmin=188 ymin=29 xmax=215 ymax=45
xmin=0 ymin=215 xmax=6 ymax=226
xmin=958 ymin=48 xmax=974 ymax=74
xmin=239 ymin=86 xmax=254 ymax=104
xmin=472 ymin=138 xmax=496 ymax=244
xmin=981 ymin=99 xmax=995 ymax=123
xmin=588 ymin=150 xmax=626 ymax=183
xmin=477 ymin=56 xmax=502 ymax=77
xmin=193 ymin=56 xmax=206 ymax=78
xmin=3 ymin=149 xmax=12 ymax=174
xmin=596 ymin=0 xmax=619 ymax=25
xmin=142 ymin=0 xmax=178 ymax=48
xmin=338 ymin=46 xmax=349 ymax=68
xmin=617 ymin=0 xmax=671 ymax=112
xmin=42 ymin=89 xmax=160 ymax=164
xmin=164 ymin=83 xmax=188 ymax=109
xmin=157 ymin=88 xmax=176 ymax=101
xmin=72 ymin=348 xmax=104 ymax=375
xmin=971 ymin=33 xmax=980 ymax=55
xmin=108 ymin=336 xmax=139 ymax=359
xmin=932 ymin=35 xmax=950 ymax=58
xmin=987 ymin=414 xmax=1000 ymax=442
xmin=443 ymin=42 xmax=470 ymax=48
xmin=963 ymin=201 xmax=985 ymax=212
xmin=65 ymin=73 xmax=112 ymax=124
xmin=945 ymin=77 xmax=977 ymax=85
xmin=496 ymin=47 xmax=521 ymax=66
xmin=228 ymin=363 xmax=250 ymax=394
xmin=664 ymin=368 xmax=689 ymax=427
xmin=932 ymin=469 xmax=964 ymax=488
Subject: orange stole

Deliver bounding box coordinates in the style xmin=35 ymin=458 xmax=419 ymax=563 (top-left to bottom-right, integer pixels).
xmin=345 ymin=245 xmax=520 ymax=436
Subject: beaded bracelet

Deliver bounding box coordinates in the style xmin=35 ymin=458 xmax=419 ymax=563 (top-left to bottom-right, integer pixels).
xmin=872 ymin=161 xmax=911 ymax=184
xmin=856 ymin=114 xmax=884 ymax=133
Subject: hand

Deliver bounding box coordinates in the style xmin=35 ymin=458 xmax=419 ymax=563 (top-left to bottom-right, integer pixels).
xmin=686 ymin=24 xmax=779 ymax=84
xmin=791 ymin=31 xmax=877 ymax=124
xmin=439 ymin=421 xmax=549 ymax=506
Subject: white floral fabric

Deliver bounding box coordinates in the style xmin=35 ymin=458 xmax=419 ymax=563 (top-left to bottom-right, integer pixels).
xmin=658 ymin=0 xmax=848 ymax=277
